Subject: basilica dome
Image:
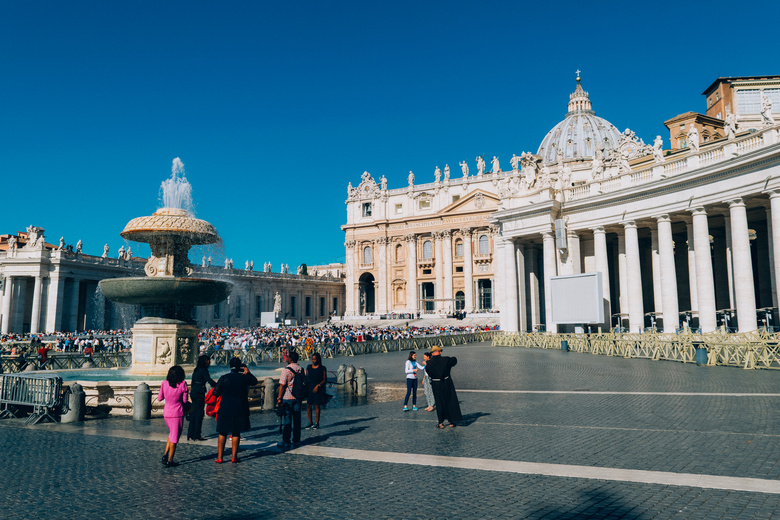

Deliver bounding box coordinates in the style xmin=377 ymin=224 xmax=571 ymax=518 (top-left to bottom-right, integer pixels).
xmin=536 ymin=77 xmax=622 ymax=165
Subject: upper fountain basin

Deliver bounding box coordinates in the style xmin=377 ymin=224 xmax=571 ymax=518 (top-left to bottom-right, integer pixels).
xmin=120 ymin=208 xmax=220 ymax=245
xmin=98 ymin=277 xmax=232 ymax=306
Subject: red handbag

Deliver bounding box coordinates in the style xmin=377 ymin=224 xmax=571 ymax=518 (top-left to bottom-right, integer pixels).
xmin=205 ymin=388 xmax=221 ymax=418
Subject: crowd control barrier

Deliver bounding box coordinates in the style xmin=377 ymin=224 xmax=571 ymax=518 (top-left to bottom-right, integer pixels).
xmin=0 ymin=374 xmax=63 ymax=425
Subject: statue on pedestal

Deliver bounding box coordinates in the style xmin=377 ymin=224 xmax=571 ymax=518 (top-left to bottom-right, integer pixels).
xmin=7 ymin=235 xmax=16 ymax=253
xmin=59 ymin=237 xmax=65 ymax=250
xmin=202 ymin=256 xmax=207 ymax=267
xmin=510 ymin=154 xmax=520 ymax=172
xmin=459 ymin=161 xmax=469 ymax=177
xmin=476 ymin=156 xmax=485 ymax=176
xmin=434 ymin=166 xmax=441 ymax=182
xmin=102 ymin=244 xmax=109 ymax=258
xmin=273 ymin=291 xmax=282 ymax=314
xmin=76 ymin=240 xmax=83 ymax=253
xmin=443 ymin=164 xmax=450 ymax=181
xmin=380 ymin=175 xmax=387 ymax=190
xmin=725 ymin=113 xmax=737 ymax=140
xmin=491 ymin=156 xmax=500 ymax=174
xmin=118 ymin=245 xmax=125 ymax=259
xmin=652 ymin=136 xmax=664 ymax=164
xmin=408 ymin=171 xmax=415 ymax=187
xmin=687 ymin=124 xmax=700 ymax=153
xmin=761 ymin=94 xmax=776 ymax=127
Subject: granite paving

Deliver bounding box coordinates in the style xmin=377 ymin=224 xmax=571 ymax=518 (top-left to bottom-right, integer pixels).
xmin=2 ymin=343 xmax=780 ymax=519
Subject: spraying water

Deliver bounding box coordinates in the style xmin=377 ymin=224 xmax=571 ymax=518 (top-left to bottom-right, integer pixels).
xmin=159 ymin=157 xmax=193 ymax=214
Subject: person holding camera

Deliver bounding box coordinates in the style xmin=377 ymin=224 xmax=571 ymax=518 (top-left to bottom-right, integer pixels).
xmin=213 ymin=357 xmax=258 ymax=463
xmin=277 ymin=350 xmax=303 ymax=450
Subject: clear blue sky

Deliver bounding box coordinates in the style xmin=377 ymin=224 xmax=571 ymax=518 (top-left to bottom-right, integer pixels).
xmin=1 ymin=1 xmax=777 ymax=268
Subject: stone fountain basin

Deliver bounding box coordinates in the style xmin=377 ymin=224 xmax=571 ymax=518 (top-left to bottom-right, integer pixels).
xmin=99 ymin=277 xmax=232 ymax=306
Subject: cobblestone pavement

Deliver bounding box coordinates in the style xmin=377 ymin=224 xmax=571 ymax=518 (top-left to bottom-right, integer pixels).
xmin=3 ymin=343 xmax=780 ymax=519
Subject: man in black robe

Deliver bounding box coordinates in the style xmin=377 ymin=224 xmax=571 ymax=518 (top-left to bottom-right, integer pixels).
xmin=424 ymin=345 xmax=462 ymax=428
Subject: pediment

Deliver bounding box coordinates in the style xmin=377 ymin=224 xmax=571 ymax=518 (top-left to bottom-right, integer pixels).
xmin=439 ymin=189 xmax=500 ymax=215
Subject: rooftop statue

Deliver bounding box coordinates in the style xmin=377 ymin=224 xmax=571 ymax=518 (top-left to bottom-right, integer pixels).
xmin=408 ymin=171 xmax=415 ymax=186
xmin=443 ymin=164 xmax=450 ymax=181
xmin=687 ymin=124 xmax=700 ymax=153
xmin=725 ymin=112 xmax=737 ymax=140
xmin=491 ymin=156 xmax=500 ymax=174
xmin=459 ymin=160 xmax=469 ymax=177
xmin=510 ymin=154 xmax=520 ymax=172
xmin=761 ymin=94 xmax=776 ymax=127
xmin=434 ymin=166 xmax=441 ymax=182
xmin=476 ymin=156 xmax=485 ymax=176
xmin=653 ymin=136 xmax=664 ymax=164
xmin=380 ymin=175 xmax=387 ymax=190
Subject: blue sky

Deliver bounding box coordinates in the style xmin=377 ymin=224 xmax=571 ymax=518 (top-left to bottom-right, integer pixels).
xmin=1 ymin=1 xmax=777 ymax=268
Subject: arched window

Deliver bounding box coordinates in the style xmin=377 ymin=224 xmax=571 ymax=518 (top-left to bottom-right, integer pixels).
xmin=455 ymin=240 xmax=463 ymax=257
xmin=423 ymin=240 xmax=433 ymax=259
xmin=395 ymin=244 xmax=404 ymax=262
xmin=363 ymin=246 xmax=372 ymax=264
xmin=478 ymin=235 xmax=489 ymax=255
xmin=455 ymin=291 xmax=465 ymax=310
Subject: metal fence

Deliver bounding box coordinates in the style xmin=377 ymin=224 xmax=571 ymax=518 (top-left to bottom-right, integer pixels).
xmin=492 ymin=330 xmax=780 ymax=369
xmin=0 ymin=374 xmax=63 ymax=424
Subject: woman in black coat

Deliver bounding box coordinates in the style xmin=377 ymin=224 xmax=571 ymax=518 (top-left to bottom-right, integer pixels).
xmin=187 ymin=355 xmax=217 ymax=441
xmin=213 ymin=357 xmax=258 ymax=463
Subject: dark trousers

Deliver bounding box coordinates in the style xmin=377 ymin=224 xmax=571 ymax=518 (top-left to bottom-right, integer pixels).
xmin=403 ymin=378 xmax=418 ymax=406
xmin=281 ymin=399 xmax=301 ymax=444
xmin=187 ymin=395 xmax=205 ymax=439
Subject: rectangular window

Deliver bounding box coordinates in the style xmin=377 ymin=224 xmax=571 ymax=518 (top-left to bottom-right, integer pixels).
xmin=333 ymin=297 xmax=338 ymax=313
xmin=452 ymin=195 xmax=460 ymax=203
xmin=235 ymin=296 xmax=241 ymax=319
xmin=290 ymin=296 xmax=296 ymax=317
xmin=395 ymin=203 xmax=403 ymax=214
xmin=422 ymin=268 xmax=432 ymax=275
xmin=455 ymin=242 xmax=463 ymax=257
xmin=305 ymin=297 xmax=311 ymax=317
xmin=362 ymin=203 xmax=372 ymax=217
xmin=419 ymin=200 xmax=430 ymax=210
xmin=736 ymin=89 xmax=761 ymax=114
xmin=455 ymin=266 xmax=463 ymax=273
xmin=320 ymin=297 xmax=325 ymax=316
xmin=766 ymin=89 xmax=780 ymax=113
xmin=256 ymin=296 xmax=262 ymax=318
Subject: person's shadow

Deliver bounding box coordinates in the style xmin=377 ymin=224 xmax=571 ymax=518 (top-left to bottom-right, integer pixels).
xmin=459 ymin=412 xmax=490 ymax=426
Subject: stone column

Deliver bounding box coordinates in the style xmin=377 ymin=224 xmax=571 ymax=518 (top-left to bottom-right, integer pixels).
xmin=769 ymin=192 xmax=780 ymax=312
xmin=592 ymin=227 xmax=611 ymax=328
xmin=728 ymin=199 xmax=757 ymax=332
xmin=690 ymin=207 xmax=717 ymax=332
xmin=69 ymin=278 xmax=81 ymax=331
xmin=45 ymin=274 xmax=64 ymax=332
xmin=525 ymin=243 xmax=540 ymax=330
xmin=376 ymin=237 xmax=388 ymax=314
xmin=542 ymin=230 xmax=557 ymax=333
xmin=405 ymin=234 xmax=418 ymax=313
xmin=685 ymin=221 xmax=698 ymax=315
xmin=500 ymin=238 xmax=519 ymax=332
xmin=656 ymin=215 xmax=679 ymax=333
xmin=568 ymin=230 xmax=581 ymax=274
xmin=443 ymin=231 xmax=453 ymax=313
xmin=766 ymin=204 xmax=779 ymax=309
xmin=724 ymin=215 xmax=735 ymax=310
xmin=344 ymin=240 xmax=356 ymax=315
xmin=516 ymin=241 xmax=527 ymax=332
xmin=617 ymin=232 xmax=628 ymax=324
xmin=433 ymin=232 xmax=444 ymax=312
xmin=461 ymin=229 xmax=474 ymax=312
xmin=650 ymin=227 xmax=663 ymax=317
xmin=623 ymin=221 xmax=644 ymax=333
xmin=1 ymin=276 xmax=13 ymax=334
xmin=489 ymin=225 xmax=501 ymax=312
xmin=30 ymin=275 xmax=44 ymax=334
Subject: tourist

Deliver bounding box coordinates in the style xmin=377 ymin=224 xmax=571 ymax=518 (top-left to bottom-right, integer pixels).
xmin=420 ymin=351 xmax=435 ymax=412
xmin=158 ymin=365 xmax=189 ymax=467
xmin=305 ymin=352 xmax=328 ymax=430
xmin=213 ymin=357 xmax=258 ymax=463
xmin=403 ymin=351 xmax=420 ymax=411
xmin=187 ymin=355 xmax=217 ymax=441
xmin=277 ymin=350 xmax=303 ymax=449
xmin=424 ymin=345 xmax=462 ymax=428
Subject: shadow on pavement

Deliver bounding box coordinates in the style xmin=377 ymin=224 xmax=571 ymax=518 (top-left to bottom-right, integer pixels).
xmin=459 ymin=411 xmax=491 ymax=426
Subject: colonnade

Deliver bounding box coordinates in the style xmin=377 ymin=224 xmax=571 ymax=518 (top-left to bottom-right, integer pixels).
xmin=500 ymin=196 xmax=779 ymax=334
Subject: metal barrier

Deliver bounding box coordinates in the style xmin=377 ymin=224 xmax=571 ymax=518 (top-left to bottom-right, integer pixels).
xmin=0 ymin=374 xmax=63 ymax=424
xmin=0 ymin=352 xmax=133 ymax=373
xmin=492 ymin=330 xmax=780 ymax=370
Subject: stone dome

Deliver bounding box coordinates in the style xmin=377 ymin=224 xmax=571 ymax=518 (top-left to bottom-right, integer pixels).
xmin=536 ymin=77 xmax=622 ymax=165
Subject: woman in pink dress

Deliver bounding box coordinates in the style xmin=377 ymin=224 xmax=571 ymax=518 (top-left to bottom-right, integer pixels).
xmin=158 ymin=365 xmax=188 ymax=467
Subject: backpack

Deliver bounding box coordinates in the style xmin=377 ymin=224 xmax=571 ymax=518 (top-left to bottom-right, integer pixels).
xmin=205 ymin=388 xmax=221 ymax=418
xmin=285 ymin=366 xmax=308 ymax=401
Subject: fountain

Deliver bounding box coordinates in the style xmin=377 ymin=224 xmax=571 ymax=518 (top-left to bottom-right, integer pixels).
xmin=99 ymin=159 xmax=232 ymax=375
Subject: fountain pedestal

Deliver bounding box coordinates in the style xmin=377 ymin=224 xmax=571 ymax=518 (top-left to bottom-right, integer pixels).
xmin=127 ymin=318 xmax=199 ymax=376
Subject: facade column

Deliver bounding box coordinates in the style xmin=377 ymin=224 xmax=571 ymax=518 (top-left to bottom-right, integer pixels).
xmin=617 ymin=232 xmax=628 ymax=326
xmin=69 ymin=278 xmax=80 ymax=331
xmin=500 ymin=238 xmax=519 ymax=332
xmin=592 ymin=226 xmax=611 ymax=328
xmin=650 ymin=227 xmax=663 ymax=317
xmin=656 ymin=215 xmax=679 ymax=333
xmin=728 ymin=199 xmax=757 ymax=332
xmin=489 ymin=225 xmax=501 ymax=313
xmin=443 ymin=231 xmax=453 ymax=313
xmin=461 ymin=229 xmax=474 ymax=312
xmin=623 ymin=221 xmax=645 ymax=333
xmin=376 ymin=237 xmax=389 ymax=314
xmin=724 ymin=215 xmax=736 ymax=310
xmin=30 ymin=275 xmax=44 ymax=334
xmin=542 ymin=230 xmax=557 ymax=333
xmin=1 ymin=276 xmax=13 ymax=334
xmin=765 ymin=203 xmax=779 ymax=309
xmin=685 ymin=221 xmax=698 ymax=315
xmin=405 ymin=234 xmax=418 ymax=313
xmin=344 ymin=240 xmax=356 ymax=315
xmin=433 ymin=232 xmax=444 ymax=312
xmin=568 ymin=230 xmax=581 ymax=274
xmin=768 ymin=192 xmax=780 ymax=312
xmin=46 ymin=273 xmax=64 ymax=332
xmin=516 ymin=241 xmax=527 ymax=332
xmin=525 ymin=243 xmax=540 ymax=331
xmin=690 ymin=207 xmax=717 ymax=332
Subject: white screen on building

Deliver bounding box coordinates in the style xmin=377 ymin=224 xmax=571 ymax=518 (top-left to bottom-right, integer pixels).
xmin=549 ymin=272 xmax=604 ymax=324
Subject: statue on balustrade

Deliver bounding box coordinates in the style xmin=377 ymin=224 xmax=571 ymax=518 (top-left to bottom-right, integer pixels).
xmin=434 ymin=166 xmax=441 ymax=182
xmin=102 ymin=244 xmax=109 ymax=258
xmin=408 ymin=171 xmax=415 ymax=186
xmin=687 ymin=124 xmax=700 ymax=153
xmin=510 ymin=154 xmax=520 ymax=172
xmin=725 ymin=113 xmax=737 ymax=140
xmin=652 ymin=136 xmax=664 ymax=164
xmin=76 ymin=240 xmax=82 ymax=253
xmin=491 ymin=156 xmax=500 ymax=174
xmin=591 ymin=148 xmax=605 ymax=178
xmin=459 ymin=160 xmax=469 ymax=177
xmin=761 ymin=94 xmax=776 ymax=127
xmin=476 ymin=156 xmax=485 ymax=176
xmin=443 ymin=164 xmax=450 ymax=181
